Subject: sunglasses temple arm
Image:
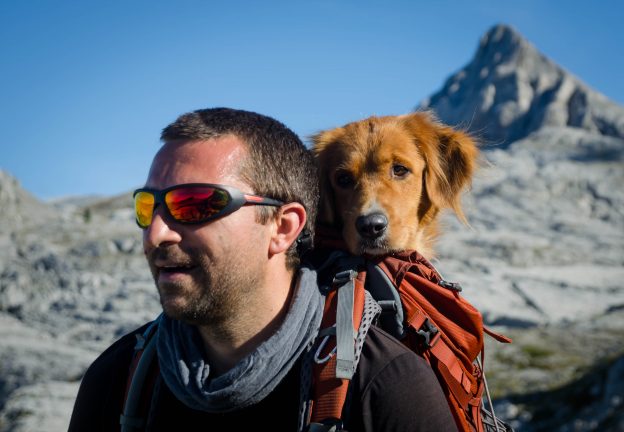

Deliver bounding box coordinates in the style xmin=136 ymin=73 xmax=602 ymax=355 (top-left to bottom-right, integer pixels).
xmin=244 ymin=195 xmax=284 ymax=207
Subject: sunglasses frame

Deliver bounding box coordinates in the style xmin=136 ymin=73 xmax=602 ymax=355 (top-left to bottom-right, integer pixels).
xmin=133 ymin=183 xmax=284 ymax=228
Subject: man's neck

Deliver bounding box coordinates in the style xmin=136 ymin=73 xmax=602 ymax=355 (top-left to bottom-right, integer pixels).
xmin=197 ymin=267 xmax=297 ymax=376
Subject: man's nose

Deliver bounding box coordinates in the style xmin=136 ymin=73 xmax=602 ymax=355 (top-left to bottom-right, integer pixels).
xmin=143 ymin=206 xmax=182 ymax=250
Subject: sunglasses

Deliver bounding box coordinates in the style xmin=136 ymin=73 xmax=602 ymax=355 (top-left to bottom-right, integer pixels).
xmin=133 ymin=183 xmax=284 ymax=229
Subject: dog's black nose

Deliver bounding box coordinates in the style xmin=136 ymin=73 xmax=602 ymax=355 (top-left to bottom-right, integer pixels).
xmin=356 ymin=213 xmax=388 ymax=239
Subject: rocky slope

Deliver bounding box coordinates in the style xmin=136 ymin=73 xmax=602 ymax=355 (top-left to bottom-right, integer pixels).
xmin=434 ymin=124 xmax=624 ymax=429
xmin=425 ymin=24 xmax=624 ymax=430
xmin=1 ymin=24 xmax=623 ymax=432
xmin=0 ymin=179 xmax=159 ymax=431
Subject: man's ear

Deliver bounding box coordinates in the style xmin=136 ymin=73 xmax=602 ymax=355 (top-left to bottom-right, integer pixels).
xmin=401 ymin=112 xmax=479 ymax=222
xmin=268 ymin=202 xmax=307 ymax=256
xmin=311 ymin=130 xmax=342 ymax=226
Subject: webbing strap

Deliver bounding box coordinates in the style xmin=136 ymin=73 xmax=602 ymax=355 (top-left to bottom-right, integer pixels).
xmin=429 ymin=339 xmax=473 ymax=410
xmin=484 ymin=326 xmax=513 ymax=344
xmin=335 ymin=270 xmax=357 ymax=380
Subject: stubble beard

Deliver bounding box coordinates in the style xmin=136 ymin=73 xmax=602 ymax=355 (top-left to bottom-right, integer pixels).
xmin=148 ymin=245 xmax=261 ymax=328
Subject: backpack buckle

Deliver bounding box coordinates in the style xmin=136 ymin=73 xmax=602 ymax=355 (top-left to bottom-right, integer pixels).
xmin=416 ymin=318 xmax=440 ymax=348
xmin=439 ymin=279 xmax=463 ymax=292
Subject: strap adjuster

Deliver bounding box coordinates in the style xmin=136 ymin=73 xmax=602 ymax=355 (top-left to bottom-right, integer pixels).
xmin=333 ymin=270 xmax=357 ymax=285
xmin=416 ymin=318 xmax=440 ymax=348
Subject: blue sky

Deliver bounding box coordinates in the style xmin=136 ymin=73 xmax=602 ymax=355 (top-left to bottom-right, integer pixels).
xmin=1 ymin=0 xmax=623 ymax=200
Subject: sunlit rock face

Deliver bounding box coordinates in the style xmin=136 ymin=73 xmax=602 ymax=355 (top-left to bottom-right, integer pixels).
xmin=421 ymin=24 xmax=624 ymax=146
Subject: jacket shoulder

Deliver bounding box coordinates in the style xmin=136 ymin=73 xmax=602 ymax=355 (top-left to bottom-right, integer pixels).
xmin=350 ymin=325 xmax=458 ymax=431
xmin=68 ymin=321 xmax=154 ymax=431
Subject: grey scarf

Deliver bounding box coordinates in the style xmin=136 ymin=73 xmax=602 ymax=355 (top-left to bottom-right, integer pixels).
xmin=156 ymin=266 xmax=324 ymax=412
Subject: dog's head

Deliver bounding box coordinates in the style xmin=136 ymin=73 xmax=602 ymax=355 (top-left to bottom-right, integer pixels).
xmin=312 ymin=112 xmax=478 ymax=258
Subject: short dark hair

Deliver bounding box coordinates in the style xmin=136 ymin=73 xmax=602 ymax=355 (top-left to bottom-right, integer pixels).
xmin=161 ymin=107 xmax=319 ymax=269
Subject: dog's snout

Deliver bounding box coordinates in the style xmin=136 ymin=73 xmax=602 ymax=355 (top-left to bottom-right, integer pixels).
xmin=356 ymin=213 xmax=388 ymax=239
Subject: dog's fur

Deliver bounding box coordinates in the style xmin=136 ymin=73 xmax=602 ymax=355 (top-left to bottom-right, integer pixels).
xmin=312 ymin=112 xmax=478 ymax=259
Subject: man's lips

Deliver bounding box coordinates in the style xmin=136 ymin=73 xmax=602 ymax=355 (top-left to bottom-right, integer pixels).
xmin=154 ymin=258 xmax=194 ymax=269
xmin=154 ymin=262 xmax=197 ymax=281
xmin=157 ymin=264 xmax=194 ymax=271
xmin=147 ymin=247 xmax=197 ymax=282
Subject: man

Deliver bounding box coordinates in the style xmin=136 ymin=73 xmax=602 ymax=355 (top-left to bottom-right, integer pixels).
xmin=69 ymin=108 xmax=457 ymax=431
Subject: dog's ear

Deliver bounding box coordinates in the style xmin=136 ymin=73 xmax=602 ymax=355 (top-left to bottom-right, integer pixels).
xmin=401 ymin=112 xmax=478 ymax=223
xmin=311 ymin=129 xmax=342 ymax=226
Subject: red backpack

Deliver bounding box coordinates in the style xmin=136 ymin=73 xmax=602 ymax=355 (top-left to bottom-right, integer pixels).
xmin=302 ymin=230 xmax=513 ymax=432
xmin=120 ymin=239 xmax=513 ymax=432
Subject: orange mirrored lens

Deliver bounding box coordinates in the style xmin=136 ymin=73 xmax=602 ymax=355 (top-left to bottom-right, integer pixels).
xmin=135 ymin=192 xmax=155 ymax=228
xmin=166 ymin=186 xmax=230 ymax=223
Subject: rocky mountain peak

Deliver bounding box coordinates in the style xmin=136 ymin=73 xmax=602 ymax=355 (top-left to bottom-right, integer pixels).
xmin=420 ymin=24 xmax=624 ymax=146
xmin=473 ymin=24 xmax=536 ymax=69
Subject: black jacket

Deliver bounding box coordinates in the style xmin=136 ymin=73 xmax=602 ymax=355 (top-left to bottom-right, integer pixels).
xmin=69 ymin=323 xmax=457 ymax=431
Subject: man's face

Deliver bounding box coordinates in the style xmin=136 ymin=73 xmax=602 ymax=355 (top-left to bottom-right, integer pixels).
xmin=142 ymin=136 xmax=271 ymax=325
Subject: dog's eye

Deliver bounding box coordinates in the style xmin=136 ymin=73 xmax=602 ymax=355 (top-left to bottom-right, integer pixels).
xmin=392 ymin=164 xmax=410 ymax=178
xmin=335 ymin=171 xmax=354 ymax=188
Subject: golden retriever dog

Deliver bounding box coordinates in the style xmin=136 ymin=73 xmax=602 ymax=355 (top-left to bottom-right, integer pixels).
xmin=312 ymin=112 xmax=478 ymax=259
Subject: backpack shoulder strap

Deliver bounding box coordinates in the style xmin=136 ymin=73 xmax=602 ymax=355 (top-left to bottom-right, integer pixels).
xmin=302 ymin=255 xmax=381 ymax=430
xmin=120 ymin=315 xmax=161 ymax=432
